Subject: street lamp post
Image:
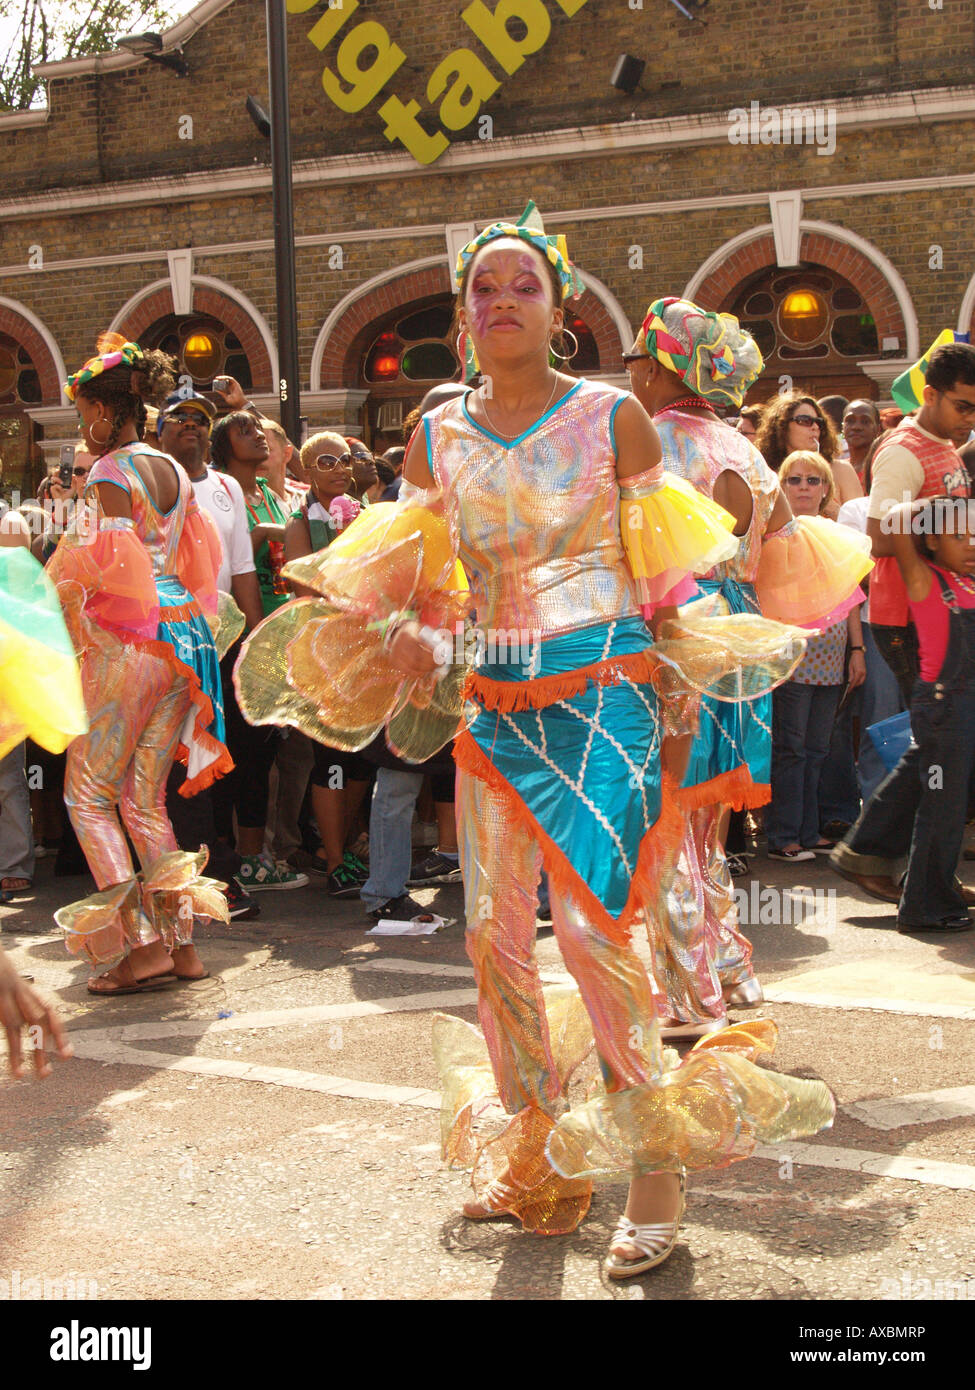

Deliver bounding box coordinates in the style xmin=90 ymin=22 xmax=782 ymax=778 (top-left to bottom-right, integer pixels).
xmin=265 ymin=0 xmax=300 ymax=442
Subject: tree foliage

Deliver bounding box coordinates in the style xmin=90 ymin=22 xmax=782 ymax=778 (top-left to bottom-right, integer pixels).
xmin=0 ymin=0 xmax=187 ymax=110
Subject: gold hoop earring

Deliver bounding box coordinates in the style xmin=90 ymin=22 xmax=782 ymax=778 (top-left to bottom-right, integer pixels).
xmin=456 ymin=330 xmax=468 ymax=363
xmin=89 ymin=418 xmax=113 ymax=446
xmin=549 ymin=329 xmax=579 ymax=363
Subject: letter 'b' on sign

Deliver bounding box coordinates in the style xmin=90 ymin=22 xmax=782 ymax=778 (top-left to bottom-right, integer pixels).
xmin=461 ymin=0 xmax=551 ymax=77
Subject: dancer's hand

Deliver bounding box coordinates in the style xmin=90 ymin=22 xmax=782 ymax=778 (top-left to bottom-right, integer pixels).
xmin=0 ymin=947 xmax=73 ymax=1080
xmin=387 ymin=620 xmax=439 ymax=677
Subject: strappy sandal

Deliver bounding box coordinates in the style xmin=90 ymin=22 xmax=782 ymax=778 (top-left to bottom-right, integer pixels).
xmin=87 ymin=961 xmax=178 ymax=996
xmin=605 ymin=1175 xmax=686 ymax=1280
xmin=462 ymin=1177 xmax=518 ymax=1221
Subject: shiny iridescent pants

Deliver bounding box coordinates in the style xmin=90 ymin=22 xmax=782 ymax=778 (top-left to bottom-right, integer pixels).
xmin=457 ymin=768 xmax=663 ymax=1117
xmin=66 ymin=641 xmax=190 ymax=907
xmin=648 ymin=805 xmax=754 ymax=1024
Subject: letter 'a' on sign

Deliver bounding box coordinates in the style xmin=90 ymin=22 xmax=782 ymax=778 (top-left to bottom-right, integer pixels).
xmin=427 ymin=48 xmax=501 ymax=132
xmin=461 ymin=0 xmax=551 ymax=77
xmin=323 ymin=21 xmax=407 ymax=113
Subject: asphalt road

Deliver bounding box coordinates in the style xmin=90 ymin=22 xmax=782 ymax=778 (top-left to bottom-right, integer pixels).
xmin=2 ymin=847 xmax=974 ymax=1306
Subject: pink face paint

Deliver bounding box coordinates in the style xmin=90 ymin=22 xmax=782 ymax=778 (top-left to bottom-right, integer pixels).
xmin=467 ymin=250 xmax=549 ymax=336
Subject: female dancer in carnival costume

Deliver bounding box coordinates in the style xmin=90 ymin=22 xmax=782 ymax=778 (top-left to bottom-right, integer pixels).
xmin=49 ymin=337 xmax=232 ymax=996
xmin=234 ymin=207 xmax=837 ymax=1277
xmin=0 ymin=543 xmax=84 ymax=1073
xmin=625 ymin=300 xmax=872 ymax=1037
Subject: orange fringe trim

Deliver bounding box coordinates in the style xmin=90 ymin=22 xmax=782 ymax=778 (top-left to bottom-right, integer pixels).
xmin=677 ymin=765 xmax=771 ymax=813
xmin=464 ymin=650 xmax=658 ymax=713
xmin=453 ymin=730 xmax=685 ymax=948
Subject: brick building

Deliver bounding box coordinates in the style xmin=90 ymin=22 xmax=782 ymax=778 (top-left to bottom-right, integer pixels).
xmin=0 ymin=0 xmax=972 ymax=499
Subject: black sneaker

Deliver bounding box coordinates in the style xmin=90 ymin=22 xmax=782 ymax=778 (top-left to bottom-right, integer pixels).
xmin=327 ymin=863 xmax=363 ymax=898
xmin=407 ymin=851 xmax=462 ymax=886
xmin=366 ymin=893 xmax=426 ymax=922
xmin=224 ymin=879 xmax=260 ymax=920
xmin=343 ymin=850 xmax=369 ymax=883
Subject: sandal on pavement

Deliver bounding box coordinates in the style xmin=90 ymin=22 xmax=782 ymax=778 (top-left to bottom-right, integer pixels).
xmin=462 ymin=1177 xmax=519 ymax=1221
xmin=606 ymin=1175 xmax=686 ymax=1279
xmin=660 ymin=1017 xmax=726 ymax=1041
xmin=88 ymin=960 xmax=178 ymax=996
xmin=723 ymin=976 xmax=765 ymax=1009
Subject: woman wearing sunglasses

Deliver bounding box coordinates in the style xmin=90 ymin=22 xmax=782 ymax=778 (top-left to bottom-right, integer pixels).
xmin=767 ymin=452 xmax=867 ymax=861
xmin=756 ymin=391 xmax=862 ymax=517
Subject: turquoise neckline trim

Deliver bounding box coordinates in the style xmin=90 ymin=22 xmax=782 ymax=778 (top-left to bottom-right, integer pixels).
xmin=461 ymin=379 xmax=584 ymax=449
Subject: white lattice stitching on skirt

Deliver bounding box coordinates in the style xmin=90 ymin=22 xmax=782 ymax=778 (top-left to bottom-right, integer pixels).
xmin=749 ymin=703 xmax=772 ymax=739
xmin=499 ymin=710 xmax=633 ymax=876
xmin=702 ymin=698 xmax=741 ymax=754
xmin=556 ymin=689 xmax=650 ymax=830
xmin=576 ymin=681 xmax=603 ymax=786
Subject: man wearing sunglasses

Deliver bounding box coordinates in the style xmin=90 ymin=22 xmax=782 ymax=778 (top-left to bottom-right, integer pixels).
xmin=833 ymin=342 xmax=975 ymax=906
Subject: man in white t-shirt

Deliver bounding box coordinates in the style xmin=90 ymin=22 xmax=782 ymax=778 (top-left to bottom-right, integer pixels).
xmin=156 ymin=390 xmax=265 ymax=918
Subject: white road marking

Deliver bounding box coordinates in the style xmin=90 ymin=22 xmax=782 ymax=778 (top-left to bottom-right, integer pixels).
xmin=69 ymin=988 xmax=479 ymax=1046
xmin=763 ymin=986 xmax=975 ymax=1021
xmin=844 ymin=1085 xmax=975 ymax=1131
xmin=72 ymin=1035 xmax=442 ymax=1109
xmin=754 ymin=1141 xmax=975 ymax=1192
xmin=353 ymin=956 xmax=570 ymax=985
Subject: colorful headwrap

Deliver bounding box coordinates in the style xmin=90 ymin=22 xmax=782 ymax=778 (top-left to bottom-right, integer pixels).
xmin=640 ymin=297 xmax=763 ymax=408
xmin=64 ymin=336 xmax=143 ymax=402
xmin=453 ymin=202 xmax=584 ymax=381
xmin=454 ymin=201 xmax=585 ymax=303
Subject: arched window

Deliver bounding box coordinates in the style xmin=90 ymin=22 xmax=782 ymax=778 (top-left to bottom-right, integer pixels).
xmin=139 ymin=314 xmax=253 ymax=390
xmin=0 ymin=333 xmax=43 ymax=501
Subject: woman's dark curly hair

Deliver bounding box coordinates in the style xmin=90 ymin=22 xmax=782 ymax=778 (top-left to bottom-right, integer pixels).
xmin=753 ymin=391 xmax=839 ymax=473
xmin=74 ymin=334 xmax=176 ymax=457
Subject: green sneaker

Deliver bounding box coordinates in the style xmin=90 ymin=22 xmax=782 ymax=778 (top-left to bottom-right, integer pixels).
xmin=343 ymin=850 xmax=368 ymax=883
xmin=236 ymin=855 xmax=309 ymax=891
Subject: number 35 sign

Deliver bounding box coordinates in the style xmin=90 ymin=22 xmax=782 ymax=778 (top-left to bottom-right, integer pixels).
xmin=287 ymin=0 xmax=590 ymax=165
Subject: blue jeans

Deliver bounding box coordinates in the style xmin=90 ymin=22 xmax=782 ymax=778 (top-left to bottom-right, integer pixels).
xmin=360 ymin=768 xmax=423 ymax=911
xmin=768 ymin=681 xmax=842 ymax=850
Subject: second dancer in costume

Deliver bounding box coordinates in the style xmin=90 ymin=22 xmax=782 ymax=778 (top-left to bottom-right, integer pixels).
xmin=626 ymin=298 xmax=872 ymax=1034
xmin=49 ymin=336 xmax=232 ymax=995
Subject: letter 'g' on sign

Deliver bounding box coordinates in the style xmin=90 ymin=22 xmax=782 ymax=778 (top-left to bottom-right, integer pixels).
xmin=323 ymin=21 xmax=407 ymax=113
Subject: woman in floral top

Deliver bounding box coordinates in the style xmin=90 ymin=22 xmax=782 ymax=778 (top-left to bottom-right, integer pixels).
xmin=767 ymin=453 xmax=867 ymax=861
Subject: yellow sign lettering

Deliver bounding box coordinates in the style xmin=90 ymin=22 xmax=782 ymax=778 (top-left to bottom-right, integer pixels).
xmin=427 ymin=48 xmax=501 ymax=132
xmin=323 ymin=20 xmax=407 ymax=113
xmin=461 ymin=0 xmax=551 ymax=77
xmin=378 ymin=94 xmax=450 ymax=165
xmin=307 ymin=0 xmax=359 ymax=51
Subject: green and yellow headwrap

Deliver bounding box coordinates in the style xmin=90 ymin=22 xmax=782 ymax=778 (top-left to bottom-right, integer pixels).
xmin=454 ymin=200 xmax=584 ymax=303
xmin=64 ymin=337 xmax=143 ymax=402
xmin=640 ymin=297 xmax=763 ymax=408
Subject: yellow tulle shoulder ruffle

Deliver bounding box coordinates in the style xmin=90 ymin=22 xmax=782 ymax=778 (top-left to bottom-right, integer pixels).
xmin=620 ymin=472 xmax=739 ymax=606
xmin=755 ymin=515 xmax=873 ymax=626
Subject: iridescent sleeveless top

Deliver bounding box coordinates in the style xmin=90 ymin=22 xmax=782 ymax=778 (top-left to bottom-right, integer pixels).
xmin=426 ymin=380 xmax=639 ymax=636
xmin=654 ymin=409 xmax=778 ymax=584
xmin=87 ymin=445 xmax=191 ymax=579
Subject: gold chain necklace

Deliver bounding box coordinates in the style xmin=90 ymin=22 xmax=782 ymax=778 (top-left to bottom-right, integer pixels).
xmin=478 ymin=373 xmax=561 ymax=441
